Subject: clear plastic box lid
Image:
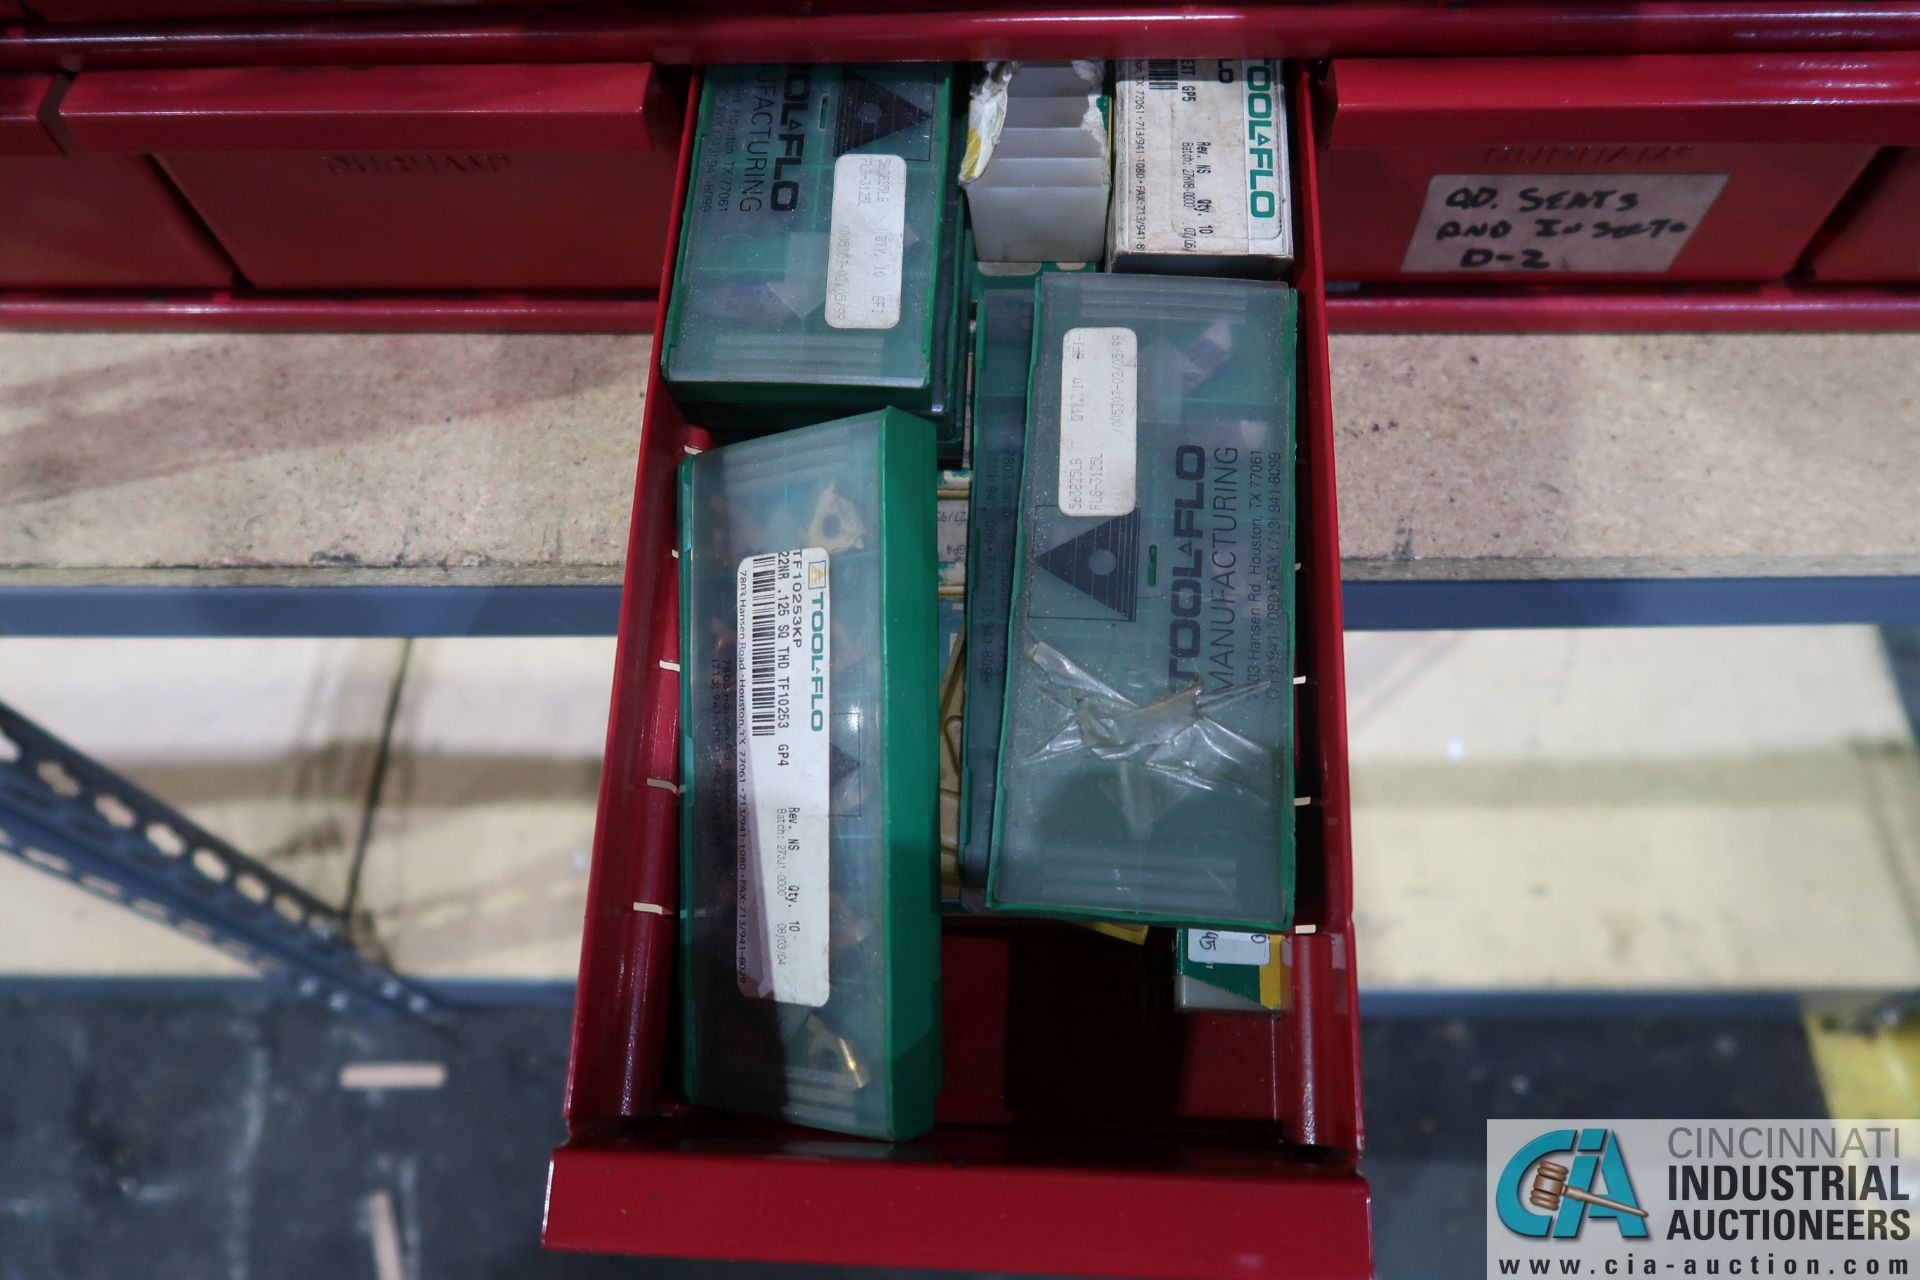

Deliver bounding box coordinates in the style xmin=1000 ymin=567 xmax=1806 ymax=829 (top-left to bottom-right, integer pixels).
xmin=989 ymin=272 xmax=1299 ymax=929
xmin=678 ymin=409 xmax=940 ymax=1140
xmin=959 ymin=273 xmax=1042 ymax=892
xmin=664 ymin=65 xmax=954 ymax=402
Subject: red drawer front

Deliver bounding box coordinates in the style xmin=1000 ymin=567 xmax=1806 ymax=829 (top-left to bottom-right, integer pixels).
xmin=0 ymin=73 xmax=56 ymax=156
xmin=21 ymin=0 xmax=586 ymax=20
xmin=1803 ymin=148 xmax=1920 ymax=282
xmin=58 ymin=63 xmax=679 ymax=291
xmin=24 ymin=0 xmax=429 ymax=19
xmin=546 ymin=1138 xmax=1372 ymax=1280
xmin=1317 ymin=53 xmax=1920 ymax=283
xmin=545 ymin=70 xmax=1369 ymax=1277
xmin=0 ymin=73 xmax=233 ymax=287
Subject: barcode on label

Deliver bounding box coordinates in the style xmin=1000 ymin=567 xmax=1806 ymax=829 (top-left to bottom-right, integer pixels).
xmin=1146 ymin=59 xmax=1179 ymax=91
xmin=745 ymin=557 xmax=780 ymax=737
xmin=733 ymin=545 xmax=832 ymax=1007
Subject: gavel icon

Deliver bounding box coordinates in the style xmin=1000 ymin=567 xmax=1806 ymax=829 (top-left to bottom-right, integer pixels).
xmin=1529 ymin=1161 xmax=1650 ymax=1219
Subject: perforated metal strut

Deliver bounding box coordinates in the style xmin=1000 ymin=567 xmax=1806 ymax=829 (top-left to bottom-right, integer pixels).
xmin=0 ymin=699 xmax=434 ymax=1018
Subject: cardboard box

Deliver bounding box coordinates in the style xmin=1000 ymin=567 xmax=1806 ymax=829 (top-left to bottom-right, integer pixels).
xmin=1109 ymin=59 xmax=1294 ymax=276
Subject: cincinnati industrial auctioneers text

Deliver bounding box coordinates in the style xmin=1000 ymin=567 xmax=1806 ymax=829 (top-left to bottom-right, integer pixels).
xmin=1663 ymin=1125 xmax=1910 ymax=1244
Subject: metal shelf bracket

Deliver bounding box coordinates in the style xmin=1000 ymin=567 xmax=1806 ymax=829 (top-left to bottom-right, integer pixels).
xmin=0 ymin=699 xmax=435 ymax=1018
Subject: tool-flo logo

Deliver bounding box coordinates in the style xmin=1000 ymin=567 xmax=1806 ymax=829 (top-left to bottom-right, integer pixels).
xmin=1496 ymin=1128 xmax=1651 ymax=1240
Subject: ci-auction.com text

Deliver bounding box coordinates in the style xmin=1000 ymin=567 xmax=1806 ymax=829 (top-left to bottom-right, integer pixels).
xmin=1499 ymin=1256 xmax=1910 ymax=1276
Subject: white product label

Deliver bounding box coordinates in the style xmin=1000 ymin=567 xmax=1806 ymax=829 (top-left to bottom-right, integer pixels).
xmin=1118 ymin=59 xmax=1292 ymax=260
xmin=1058 ymin=327 xmax=1138 ymax=517
xmin=825 ymin=153 xmax=907 ymax=330
xmin=1400 ymin=172 xmax=1729 ymax=273
xmin=937 ymin=492 xmax=969 ymax=605
xmin=936 ymin=495 xmax=970 ymax=580
xmin=1187 ymin=930 xmax=1272 ymax=966
xmin=735 ymin=547 xmax=832 ymax=1007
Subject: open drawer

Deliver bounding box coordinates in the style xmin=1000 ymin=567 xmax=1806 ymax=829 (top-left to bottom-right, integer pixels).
xmin=544 ymin=68 xmax=1367 ymax=1278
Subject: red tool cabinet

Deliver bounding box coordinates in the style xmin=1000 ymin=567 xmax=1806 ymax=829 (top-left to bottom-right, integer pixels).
xmin=57 ymin=61 xmax=679 ymax=291
xmin=6 ymin=5 xmax=1920 ymax=1274
xmin=0 ymin=72 xmax=234 ymax=287
xmin=541 ymin=69 xmax=1370 ymax=1278
xmin=1317 ymin=53 xmax=1920 ymax=284
xmin=1803 ymin=147 xmax=1920 ymax=282
xmin=3 ymin=11 xmax=1920 ymax=329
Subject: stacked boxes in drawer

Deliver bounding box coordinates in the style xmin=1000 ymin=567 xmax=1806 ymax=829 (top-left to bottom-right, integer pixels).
xmin=988 ymin=271 xmax=1299 ymax=930
xmin=679 ymin=409 xmax=940 ymax=1141
xmin=671 ymin=62 xmax=1307 ymax=1141
xmin=552 ymin=61 xmax=1370 ymax=1276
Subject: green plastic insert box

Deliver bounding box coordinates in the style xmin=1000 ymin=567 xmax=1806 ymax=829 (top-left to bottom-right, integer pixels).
xmin=928 ymin=179 xmax=974 ymax=463
xmin=662 ymin=65 xmax=958 ymax=432
xmin=988 ymin=272 xmax=1299 ymax=930
xmin=956 ymin=264 xmax=1097 ymax=901
xmin=956 ymin=270 xmax=1040 ymax=895
xmin=1175 ymin=928 xmax=1289 ymax=1012
xmin=678 ymin=408 xmax=940 ymax=1141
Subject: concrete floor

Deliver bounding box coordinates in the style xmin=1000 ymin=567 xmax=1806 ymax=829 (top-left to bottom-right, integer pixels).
xmin=8 ymin=331 xmax=1918 ymax=588
xmin=4 ymin=325 xmax=1918 ymax=1278
xmin=4 ymin=626 xmax=1916 ymax=994
xmin=4 ymin=621 xmax=1918 ymax=1280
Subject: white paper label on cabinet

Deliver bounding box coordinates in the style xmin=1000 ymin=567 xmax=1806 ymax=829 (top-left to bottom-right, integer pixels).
xmin=1400 ymin=172 xmax=1730 ymax=273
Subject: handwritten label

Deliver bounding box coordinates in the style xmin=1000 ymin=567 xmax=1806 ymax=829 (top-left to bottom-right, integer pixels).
xmin=1058 ymin=327 xmax=1138 ymax=517
xmin=1400 ymin=172 xmax=1729 ymax=274
xmin=1187 ymin=930 xmax=1272 ymax=966
xmin=826 ymin=153 xmax=906 ymax=329
xmin=735 ymin=548 xmax=832 ymax=1007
